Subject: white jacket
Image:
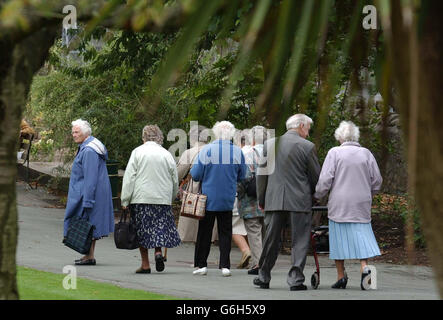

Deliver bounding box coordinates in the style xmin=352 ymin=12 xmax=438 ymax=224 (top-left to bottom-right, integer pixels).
xmin=121 ymin=141 xmax=178 ymax=207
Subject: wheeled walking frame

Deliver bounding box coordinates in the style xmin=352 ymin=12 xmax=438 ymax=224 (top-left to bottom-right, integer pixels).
xmin=310 ymin=206 xmax=329 ymax=289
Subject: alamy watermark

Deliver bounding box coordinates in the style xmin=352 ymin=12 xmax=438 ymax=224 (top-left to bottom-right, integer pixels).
xmin=62 ymin=5 xmax=78 ymax=30
xmin=166 ymin=121 xmax=276 ymax=175
xmin=62 ymin=265 xmax=77 ymax=290
xmin=362 ymin=5 xmax=377 ymax=30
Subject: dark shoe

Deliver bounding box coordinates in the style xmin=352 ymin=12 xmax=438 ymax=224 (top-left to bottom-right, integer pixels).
xmin=136 ymin=267 xmax=151 ymax=274
xmin=290 ymin=284 xmax=307 ymax=291
xmin=361 ymin=268 xmax=371 ymax=290
xmin=248 ymin=267 xmax=259 ymax=275
xmin=75 ymin=258 xmax=96 ymax=266
xmin=155 ymin=254 xmax=165 ymax=272
xmin=332 ymin=276 xmax=348 ymax=289
xmin=253 ymin=277 xmax=269 ymax=289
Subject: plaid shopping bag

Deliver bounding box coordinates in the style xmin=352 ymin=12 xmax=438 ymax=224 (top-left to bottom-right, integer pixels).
xmin=63 ymin=212 xmax=95 ymax=254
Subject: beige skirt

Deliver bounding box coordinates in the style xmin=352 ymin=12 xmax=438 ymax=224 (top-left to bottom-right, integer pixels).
xmin=232 ymin=215 xmax=247 ymax=236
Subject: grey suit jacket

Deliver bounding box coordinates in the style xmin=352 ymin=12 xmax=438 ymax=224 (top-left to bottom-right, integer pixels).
xmin=256 ymin=130 xmax=320 ymax=212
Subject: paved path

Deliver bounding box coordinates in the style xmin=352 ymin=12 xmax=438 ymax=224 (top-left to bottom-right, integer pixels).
xmin=15 ymin=182 xmax=440 ymax=300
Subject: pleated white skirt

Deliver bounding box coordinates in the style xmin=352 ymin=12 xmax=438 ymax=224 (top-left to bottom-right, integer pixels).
xmin=328 ymin=219 xmax=381 ymax=260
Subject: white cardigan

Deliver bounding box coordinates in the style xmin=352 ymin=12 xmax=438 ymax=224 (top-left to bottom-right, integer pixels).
xmin=121 ymin=141 xmax=178 ymax=207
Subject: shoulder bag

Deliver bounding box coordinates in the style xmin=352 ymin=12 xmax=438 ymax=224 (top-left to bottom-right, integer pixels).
xmin=114 ymin=208 xmax=139 ymax=249
xmin=179 ymin=175 xmax=207 ymax=220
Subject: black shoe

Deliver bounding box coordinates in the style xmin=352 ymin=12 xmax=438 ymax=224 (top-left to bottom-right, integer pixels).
xmin=248 ymin=267 xmax=259 ymax=275
xmin=331 ymin=276 xmax=348 ymax=289
xmin=136 ymin=267 xmax=151 ymax=274
xmin=290 ymin=284 xmax=307 ymax=291
xmin=361 ymin=268 xmax=371 ymax=290
xmin=155 ymin=254 xmax=165 ymax=272
xmin=253 ymin=277 xmax=270 ymax=289
xmin=75 ymin=258 xmax=96 ymax=266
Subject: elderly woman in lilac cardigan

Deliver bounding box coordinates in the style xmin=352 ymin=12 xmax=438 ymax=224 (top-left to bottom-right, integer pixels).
xmin=314 ymin=121 xmax=382 ymax=290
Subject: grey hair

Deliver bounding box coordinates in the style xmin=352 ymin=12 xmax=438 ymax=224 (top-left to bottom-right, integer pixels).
xmin=251 ymin=125 xmax=267 ymax=145
xmin=285 ymin=114 xmax=313 ymax=130
xmin=334 ymin=121 xmax=360 ymax=143
xmin=142 ymin=124 xmax=164 ymax=145
xmin=71 ymin=119 xmax=92 ymax=136
xmin=212 ymin=121 xmax=236 ymax=140
xmin=189 ymin=124 xmax=209 ymax=144
xmin=237 ymin=129 xmax=251 ymax=146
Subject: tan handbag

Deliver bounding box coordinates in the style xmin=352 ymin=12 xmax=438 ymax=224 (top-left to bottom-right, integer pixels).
xmin=179 ymin=175 xmax=207 ymax=220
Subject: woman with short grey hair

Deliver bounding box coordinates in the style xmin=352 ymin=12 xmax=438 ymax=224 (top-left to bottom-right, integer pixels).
xmin=64 ymin=119 xmax=114 ymax=265
xmin=334 ymin=120 xmax=360 ymax=143
xmin=142 ymin=124 xmax=164 ymax=145
xmin=212 ymin=121 xmax=236 ymax=141
xmin=191 ymin=120 xmax=247 ymax=277
xmin=121 ymin=124 xmax=180 ymax=274
xmin=314 ymin=120 xmax=382 ymax=290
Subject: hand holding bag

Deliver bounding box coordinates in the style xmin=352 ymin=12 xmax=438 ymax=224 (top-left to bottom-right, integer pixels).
xmin=114 ymin=208 xmax=139 ymax=249
xmin=179 ymin=175 xmax=207 ymax=220
xmin=63 ymin=209 xmax=95 ymax=254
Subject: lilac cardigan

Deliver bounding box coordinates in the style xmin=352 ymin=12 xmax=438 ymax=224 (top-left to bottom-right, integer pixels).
xmin=314 ymin=142 xmax=382 ymax=223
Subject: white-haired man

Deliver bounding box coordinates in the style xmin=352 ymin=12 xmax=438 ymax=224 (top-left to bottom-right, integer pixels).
xmin=190 ymin=121 xmax=247 ymax=277
xmin=254 ymin=114 xmax=320 ymax=290
xmin=64 ymin=119 xmax=114 ymax=265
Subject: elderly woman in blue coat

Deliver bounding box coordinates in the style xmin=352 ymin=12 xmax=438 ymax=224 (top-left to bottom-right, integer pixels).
xmin=64 ymin=119 xmax=114 ymax=265
xmin=314 ymin=121 xmax=382 ymax=290
xmin=191 ymin=121 xmax=247 ymax=277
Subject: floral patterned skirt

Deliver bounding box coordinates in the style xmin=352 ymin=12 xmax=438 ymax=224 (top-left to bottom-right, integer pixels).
xmin=130 ymin=204 xmax=181 ymax=249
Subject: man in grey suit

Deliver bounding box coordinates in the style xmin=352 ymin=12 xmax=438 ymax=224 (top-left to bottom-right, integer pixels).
xmin=253 ymin=114 xmax=320 ymax=291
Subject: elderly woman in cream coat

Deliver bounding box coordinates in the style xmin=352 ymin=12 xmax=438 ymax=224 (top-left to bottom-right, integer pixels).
xmin=121 ymin=125 xmax=181 ymax=274
xmin=176 ymin=124 xmax=217 ymax=242
xmin=314 ymin=121 xmax=382 ymax=290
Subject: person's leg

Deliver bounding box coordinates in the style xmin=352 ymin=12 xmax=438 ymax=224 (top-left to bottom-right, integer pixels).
xmin=244 ymin=218 xmax=263 ymax=269
xmin=233 ymin=233 xmax=251 ymax=269
xmin=82 ymin=240 xmax=96 ymax=260
xmin=194 ymin=211 xmax=216 ymax=268
xmin=232 ymin=234 xmax=250 ymax=253
xmin=360 ymin=259 xmax=368 ymax=273
xmin=216 ymin=211 xmax=233 ymax=269
xmin=258 ymin=212 xmax=287 ymax=284
xmin=139 ymin=247 xmax=150 ymax=269
xmin=287 ymin=212 xmax=312 ymax=287
xmin=335 ymin=260 xmax=346 ymax=280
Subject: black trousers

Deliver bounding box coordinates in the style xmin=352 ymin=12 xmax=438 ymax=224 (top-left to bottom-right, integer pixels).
xmin=194 ymin=210 xmax=233 ymax=269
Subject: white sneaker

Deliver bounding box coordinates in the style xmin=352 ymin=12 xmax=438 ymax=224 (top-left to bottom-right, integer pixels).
xmin=193 ymin=267 xmax=207 ymax=275
xmin=221 ymin=268 xmax=231 ymax=277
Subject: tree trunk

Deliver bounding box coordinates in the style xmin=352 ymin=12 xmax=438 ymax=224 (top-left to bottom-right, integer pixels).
xmin=415 ymin=1 xmax=443 ymax=296
xmin=0 ymin=27 xmax=57 ymax=299
xmin=386 ymin=0 xmax=443 ymax=296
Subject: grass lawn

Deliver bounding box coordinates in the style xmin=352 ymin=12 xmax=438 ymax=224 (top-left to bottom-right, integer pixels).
xmin=17 ymin=266 xmax=185 ymax=300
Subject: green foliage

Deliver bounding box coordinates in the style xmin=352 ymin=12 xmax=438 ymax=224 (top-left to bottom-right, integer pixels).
xmin=372 ymin=194 xmax=425 ymax=248
xmin=176 ymin=47 xmax=264 ymax=129
xmin=26 ymin=68 xmax=186 ymax=167
xmin=30 ymin=130 xmax=55 ymax=161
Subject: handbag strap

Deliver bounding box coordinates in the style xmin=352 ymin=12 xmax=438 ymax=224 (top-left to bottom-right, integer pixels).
xmin=119 ymin=208 xmax=130 ymax=223
xmin=179 ymin=150 xmax=201 ymax=193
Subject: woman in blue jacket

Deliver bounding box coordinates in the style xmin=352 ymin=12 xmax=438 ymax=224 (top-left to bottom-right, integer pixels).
xmin=191 ymin=121 xmax=246 ymax=277
xmin=64 ymin=119 xmax=114 ymax=265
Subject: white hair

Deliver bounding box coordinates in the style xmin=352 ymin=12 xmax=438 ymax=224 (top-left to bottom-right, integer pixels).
xmin=251 ymin=125 xmax=267 ymax=144
xmin=212 ymin=121 xmax=236 ymax=140
xmin=286 ymin=114 xmax=313 ymax=130
xmin=71 ymin=119 xmax=92 ymax=136
xmin=334 ymin=121 xmax=360 ymax=143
